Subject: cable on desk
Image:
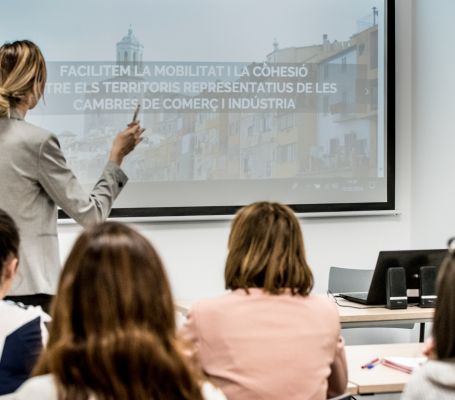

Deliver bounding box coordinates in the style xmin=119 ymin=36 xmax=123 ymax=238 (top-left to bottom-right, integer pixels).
xmin=326 ymin=290 xmax=388 ymax=309
xmin=327 ymin=291 xmax=424 ymax=310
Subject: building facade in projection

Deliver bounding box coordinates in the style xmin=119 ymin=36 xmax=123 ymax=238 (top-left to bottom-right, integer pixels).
xmin=57 ymin=11 xmax=380 ymax=184
xmin=116 ymin=26 xmax=144 ymax=65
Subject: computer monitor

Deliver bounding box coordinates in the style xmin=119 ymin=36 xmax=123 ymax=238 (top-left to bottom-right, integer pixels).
xmin=365 ymin=249 xmax=447 ymax=305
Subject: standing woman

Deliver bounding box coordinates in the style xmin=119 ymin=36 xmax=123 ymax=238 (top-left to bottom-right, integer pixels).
xmin=0 ymin=40 xmax=144 ymax=311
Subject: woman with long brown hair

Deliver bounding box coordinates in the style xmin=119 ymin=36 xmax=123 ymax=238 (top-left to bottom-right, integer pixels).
xmin=0 ymin=40 xmax=144 ymax=311
xmin=182 ymin=201 xmax=347 ymax=400
xmin=9 ymin=222 xmax=225 ymax=400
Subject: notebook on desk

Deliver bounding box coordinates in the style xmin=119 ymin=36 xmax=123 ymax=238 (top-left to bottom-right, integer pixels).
xmin=338 ymin=249 xmax=446 ymax=306
xmin=381 ymin=356 xmax=427 ymax=374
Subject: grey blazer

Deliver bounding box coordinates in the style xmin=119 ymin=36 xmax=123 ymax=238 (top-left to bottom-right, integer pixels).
xmin=0 ymin=116 xmax=128 ymax=295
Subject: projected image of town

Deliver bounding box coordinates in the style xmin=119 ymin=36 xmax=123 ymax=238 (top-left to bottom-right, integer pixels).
xmin=2 ymin=0 xmax=387 ymax=209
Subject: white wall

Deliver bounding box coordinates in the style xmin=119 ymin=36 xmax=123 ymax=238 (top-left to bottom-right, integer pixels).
xmin=52 ymin=3 xmax=425 ymax=351
xmin=57 ymin=1 xmax=415 ymax=311
xmin=55 ymin=1 xmax=419 ymax=345
xmin=411 ymin=0 xmax=455 ymax=248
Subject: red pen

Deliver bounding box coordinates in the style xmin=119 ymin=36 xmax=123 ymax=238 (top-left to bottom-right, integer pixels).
xmin=361 ymin=357 xmax=380 ymax=369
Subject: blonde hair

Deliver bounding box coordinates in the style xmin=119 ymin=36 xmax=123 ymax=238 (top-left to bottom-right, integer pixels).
xmin=225 ymin=201 xmax=314 ymax=295
xmin=0 ymin=40 xmax=46 ymax=118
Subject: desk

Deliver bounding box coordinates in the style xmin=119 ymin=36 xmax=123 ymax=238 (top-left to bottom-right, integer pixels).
xmin=336 ymin=298 xmax=434 ymax=341
xmin=346 ymin=342 xmax=424 ymax=394
xmin=346 ymin=381 xmax=358 ymax=395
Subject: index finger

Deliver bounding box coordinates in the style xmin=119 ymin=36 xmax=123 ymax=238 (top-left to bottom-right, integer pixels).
xmin=126 ymin=124 xmax=141 ymax=135
xmin=135 ymin=128 xmax=146 ymax=137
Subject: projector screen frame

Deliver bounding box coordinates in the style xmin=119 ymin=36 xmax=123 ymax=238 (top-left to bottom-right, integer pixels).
xmin=58 ymin=0 xmax=395 ymax=220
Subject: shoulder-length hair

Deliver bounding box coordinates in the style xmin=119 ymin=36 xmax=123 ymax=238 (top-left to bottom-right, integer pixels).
xmin=433 ymin=240 xmax=455 ymax=359
xmin=0 ymin=40 xmax=46 ymax=118
xmin=33 ymin=222 xmax=204 ymax=400
xmin=225 ymin=202 xmax=313 ymax=295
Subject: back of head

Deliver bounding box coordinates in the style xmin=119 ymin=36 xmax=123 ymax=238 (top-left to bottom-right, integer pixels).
xmin=433 ymin=239 xmax=455 ymax=359
xmin=0 ymin=208 xmax=19 ymax=274
xmin=0 ymin=40 xmax=46 ymax=118
xmin=34 ymin=222 xmax=203 ymax=400
xmin=225 ymin=201 xmax=313 ymax=295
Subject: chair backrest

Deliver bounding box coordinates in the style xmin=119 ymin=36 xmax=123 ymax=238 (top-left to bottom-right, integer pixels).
xmin=328 ymin=266 xmax=374 ymax=294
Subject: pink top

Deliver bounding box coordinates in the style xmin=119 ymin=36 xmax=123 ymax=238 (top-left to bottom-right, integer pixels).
xmin=181 ymin=289 xmax=347 ymax=400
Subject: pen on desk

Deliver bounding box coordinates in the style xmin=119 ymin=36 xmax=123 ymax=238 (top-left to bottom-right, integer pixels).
xmin=361 ymin=357 xmax=380 ymax=369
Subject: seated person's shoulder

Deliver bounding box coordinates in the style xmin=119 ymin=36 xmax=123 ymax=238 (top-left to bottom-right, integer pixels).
xmin=1 ymin=300 xmax=51 ymax=324
xmin=191 ymin=292 xmax=236 ymax=311
xmin=7 ymin=374 xmax=57 ymax=400
xmin=0 ymin=303 xmax=51 ymax=396
xmin=305 ymin=293 xmax=338 ymax=309
xmin=0 ymin=300 xmax=50 ymax=341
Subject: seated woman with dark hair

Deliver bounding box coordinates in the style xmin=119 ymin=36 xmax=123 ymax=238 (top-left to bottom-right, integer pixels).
xmin=9 ymin=222 xmax=225 ymax=400
xmin=0 ymin=209 xmax=49 ymax=395
xmin=402 ymin=238 xmax=455 ymax=400
xmin=182 ymin=201 xmax=348 ymax=400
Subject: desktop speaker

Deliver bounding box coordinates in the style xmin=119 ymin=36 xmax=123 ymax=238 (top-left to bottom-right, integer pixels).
xmin=386 ymin=267 xmax=407 ymax=309
xmin=419 ymin=266 xmax=437 ymax=308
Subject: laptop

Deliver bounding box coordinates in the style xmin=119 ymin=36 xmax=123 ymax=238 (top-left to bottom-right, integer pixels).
xmin=339 ymin=249 xmax=446 ymax=305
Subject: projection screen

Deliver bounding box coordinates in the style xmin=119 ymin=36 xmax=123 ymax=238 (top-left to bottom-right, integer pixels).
xmin=1 ymin=0 xmax=395 ymax=217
